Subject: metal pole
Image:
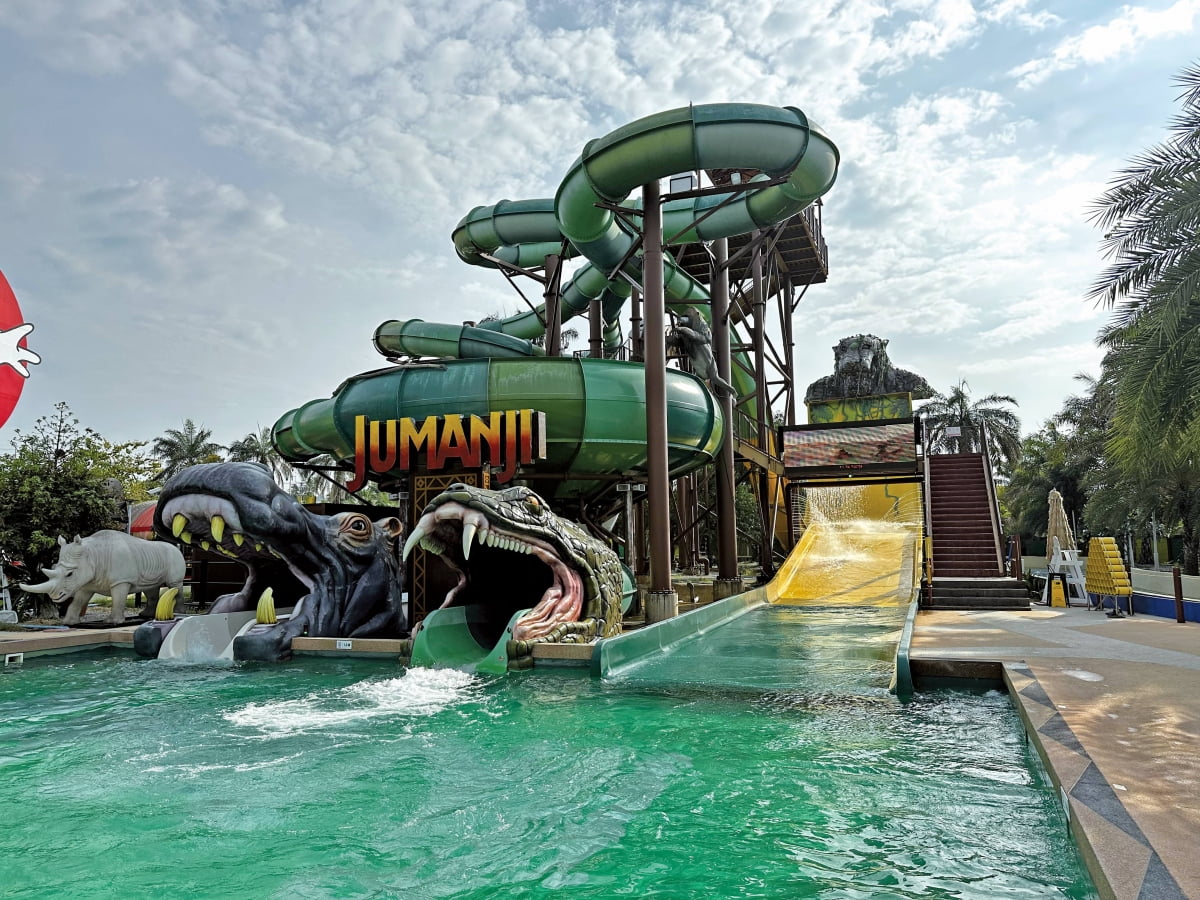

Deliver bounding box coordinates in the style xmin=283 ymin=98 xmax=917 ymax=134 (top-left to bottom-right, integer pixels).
xmin=782 ymin=274 xmax=796 ymax=426
xmin=711 ymin=237 xmax=741 ymax=599
xmin=1152 ymin=512 xmax=1161 ymax=568
xmin=1173 ymin=566 xmax=1186 ymax=623
xmin=630 ymin=287 xmax=643 ymax=361
xmin=643 ymin=179 xmax=677 ymax=622
xmin=752 ymin=237 xmax=773 ymax=580
xmin=624 ymin=487 xmax=639 ymax=575
xmin=544 ymin=253 xmax=561 ymax=357
xmin=1126 ymin=528 xmax=1136 ymax=616
xmin=589 ymin=297 xmax=603 ymax=358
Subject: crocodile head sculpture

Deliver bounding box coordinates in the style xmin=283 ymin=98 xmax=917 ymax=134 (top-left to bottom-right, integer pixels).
xmin=404 ymin=483 xmax=624 ymax=660
xmin=152 ymin=462 xmax=405 ymax=660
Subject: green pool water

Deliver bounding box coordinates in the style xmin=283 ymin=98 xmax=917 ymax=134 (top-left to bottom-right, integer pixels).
xmin=1 ymin=652 xmax=1095 ymax=899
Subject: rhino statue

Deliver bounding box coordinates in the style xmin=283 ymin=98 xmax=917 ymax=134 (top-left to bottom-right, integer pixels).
xmin=22 ymin=531 xmax=186 ymax=625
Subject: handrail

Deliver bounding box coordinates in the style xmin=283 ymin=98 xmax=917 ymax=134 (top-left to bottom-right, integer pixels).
xmin=978 ymin=420 xmax=1005 ymax=575
xmin=920 ymin=414 xmax=934 ymax=605
xmin=920 ymin=414 xmax=933 ymax=539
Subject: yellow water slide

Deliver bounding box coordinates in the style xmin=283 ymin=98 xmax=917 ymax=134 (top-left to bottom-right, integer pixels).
xmin=766 ymin=483 xmax=924 ymax=608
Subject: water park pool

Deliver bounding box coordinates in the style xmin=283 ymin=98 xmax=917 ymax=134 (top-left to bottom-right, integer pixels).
xmin=2 ymin=653 xmax=1095 ymax=899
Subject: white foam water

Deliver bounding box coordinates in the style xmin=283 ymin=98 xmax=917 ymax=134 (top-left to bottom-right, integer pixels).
xmin=224 ymin=667 xmax=479 ymax=735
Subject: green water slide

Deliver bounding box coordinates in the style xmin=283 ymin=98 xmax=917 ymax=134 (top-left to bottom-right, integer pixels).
xmin=274 ymin=103 xmax=840 ymax=488
xmin=274 ymin=356 xmax=724 ymax=500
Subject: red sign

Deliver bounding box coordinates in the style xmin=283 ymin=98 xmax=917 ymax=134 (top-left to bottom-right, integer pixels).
xmin=0 ymin=270 xmax=41 ymax=430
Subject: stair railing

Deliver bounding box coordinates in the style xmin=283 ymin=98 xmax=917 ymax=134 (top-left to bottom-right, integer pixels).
xmin=920 ymin=413 xmax=934 ymax=605
xmin=978 ymin=420 xmax=1006 ymax=575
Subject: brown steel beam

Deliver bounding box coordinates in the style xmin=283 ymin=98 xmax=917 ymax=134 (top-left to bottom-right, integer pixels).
xmin=643 ymin=179 xmax=675 ymax=619
xmin=712 ymin=237 xmax=740 ymax=588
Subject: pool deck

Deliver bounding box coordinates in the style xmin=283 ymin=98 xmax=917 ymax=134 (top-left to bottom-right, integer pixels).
xmin=5 ymin=605 xmax=1196 ymax=899
xmin=911 ymin=605 xmax=1199 ymax=900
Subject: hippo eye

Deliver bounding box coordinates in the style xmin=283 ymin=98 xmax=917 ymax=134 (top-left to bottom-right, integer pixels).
xmin=339 ymin=514 xmax=373 ymax=542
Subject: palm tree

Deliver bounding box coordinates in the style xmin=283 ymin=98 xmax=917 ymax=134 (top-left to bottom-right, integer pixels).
xmin=226 ymin=425 xmax=293 ymax=487
xmin=151 ymin=420 xmax=224 ymax=482
xmin=920 ymin=379 xmax=1022 ymax=470
xmin=1090 ymin=62 xmax=1200 ymax=453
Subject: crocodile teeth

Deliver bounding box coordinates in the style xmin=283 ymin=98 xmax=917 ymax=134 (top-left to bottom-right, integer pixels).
xmin=200 ymin=540 xmax=210 ymax=551
xmin=180 ymin=531 xmax=192 ymax=544
xmin=172 ymin=514 xmax=187 ymax=538
xmin=210 ymin=515 xmax=225 ymax=543
xmin=232 ymin=532 xmax=244 ymax=547
xmin=462 ymin=522 xmax=477 ymax=560
xmin=402 ymin=526 xmax=426 ymax=561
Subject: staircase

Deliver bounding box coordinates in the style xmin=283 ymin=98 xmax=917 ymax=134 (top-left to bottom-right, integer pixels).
xmin=928 ymin=578 xmax=1031 ymax=610
xmin=926 ymin=453 xmax=1030 ymax=610
xmin=929 ymin=453 xmax=1003 ymax=578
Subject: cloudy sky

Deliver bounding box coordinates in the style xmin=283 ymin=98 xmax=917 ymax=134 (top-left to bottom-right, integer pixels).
xmin=1 ymin=0 xmax=1197 ymax=451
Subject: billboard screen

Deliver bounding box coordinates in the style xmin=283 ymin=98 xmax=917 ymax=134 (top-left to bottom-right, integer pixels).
xmin=780 ymin=419 xmax=917 ymax=478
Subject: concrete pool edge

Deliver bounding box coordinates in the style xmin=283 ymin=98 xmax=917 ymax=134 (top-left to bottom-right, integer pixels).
xmin=910 ymin=605 xmax=1200 ymax=900
xmin=1 ymin=627 xmax=136 ymax=659
xmin=911 ymin=654 xmax=1177 ymax=900
xmin=1001 ymin=660 xmax=1184 ymax=900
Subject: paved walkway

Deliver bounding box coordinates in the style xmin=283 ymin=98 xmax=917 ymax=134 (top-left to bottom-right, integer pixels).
xmin=912 ymin=605 xmax=1199 ymax=900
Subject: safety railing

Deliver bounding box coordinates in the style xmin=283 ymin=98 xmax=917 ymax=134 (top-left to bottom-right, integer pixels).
xmin=978 ymin=420 xmax=1006 ymax=576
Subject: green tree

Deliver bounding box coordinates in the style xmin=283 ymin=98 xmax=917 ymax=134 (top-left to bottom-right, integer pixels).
xmin=226 ymin=425 xmax=294 ymax=487
xmin=0 ymin=404 xmax=144 ymax=610
xmin=1086 ymin=64 xmax=1200 ymax=571
xmin=1090 ymin=62 xmax=1200 ymax=453
xmin=920 ymin=379 xmax=1022 ymax=471
xmin=151 ymin=419 xmax=224 ymax=482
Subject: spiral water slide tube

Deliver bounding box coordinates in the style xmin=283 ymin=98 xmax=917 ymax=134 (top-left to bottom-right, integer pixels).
xmin=273 ymin=104 xmax=840 ymax=502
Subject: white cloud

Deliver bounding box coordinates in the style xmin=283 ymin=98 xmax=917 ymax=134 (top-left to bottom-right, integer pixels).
xmin=0 ymin=0 xmax=1187 ymax=440
xmin=982 ymin=0 xmax=1061 ymax=30
xmin=1010 ymin=0 xmax=1200 ymax=88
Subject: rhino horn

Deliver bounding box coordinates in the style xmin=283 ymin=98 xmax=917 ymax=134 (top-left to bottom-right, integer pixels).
xmin=22 ymin=580 xmax=53 ymax=594
xmin=41 ymin=566 xmax=58 ymax=578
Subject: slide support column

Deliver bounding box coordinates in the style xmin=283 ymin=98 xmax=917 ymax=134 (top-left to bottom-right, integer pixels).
xmin=643 ymin=179 xmax=677 ymax=622
xmin=712 ymin=237 xmax=742 ymax=599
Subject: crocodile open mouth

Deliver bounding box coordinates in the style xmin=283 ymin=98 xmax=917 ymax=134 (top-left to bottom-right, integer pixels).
xmin=403 ymin=500 xmax=585 ymax=647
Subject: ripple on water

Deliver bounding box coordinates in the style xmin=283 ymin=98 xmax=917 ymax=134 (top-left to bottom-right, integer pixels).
xmin=0 ymin=659 xmax=1096 ymax=899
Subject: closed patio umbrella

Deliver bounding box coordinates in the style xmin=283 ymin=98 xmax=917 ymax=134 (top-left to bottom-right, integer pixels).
xmin=1046 ymin=489 xmax=1075 ymax=557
